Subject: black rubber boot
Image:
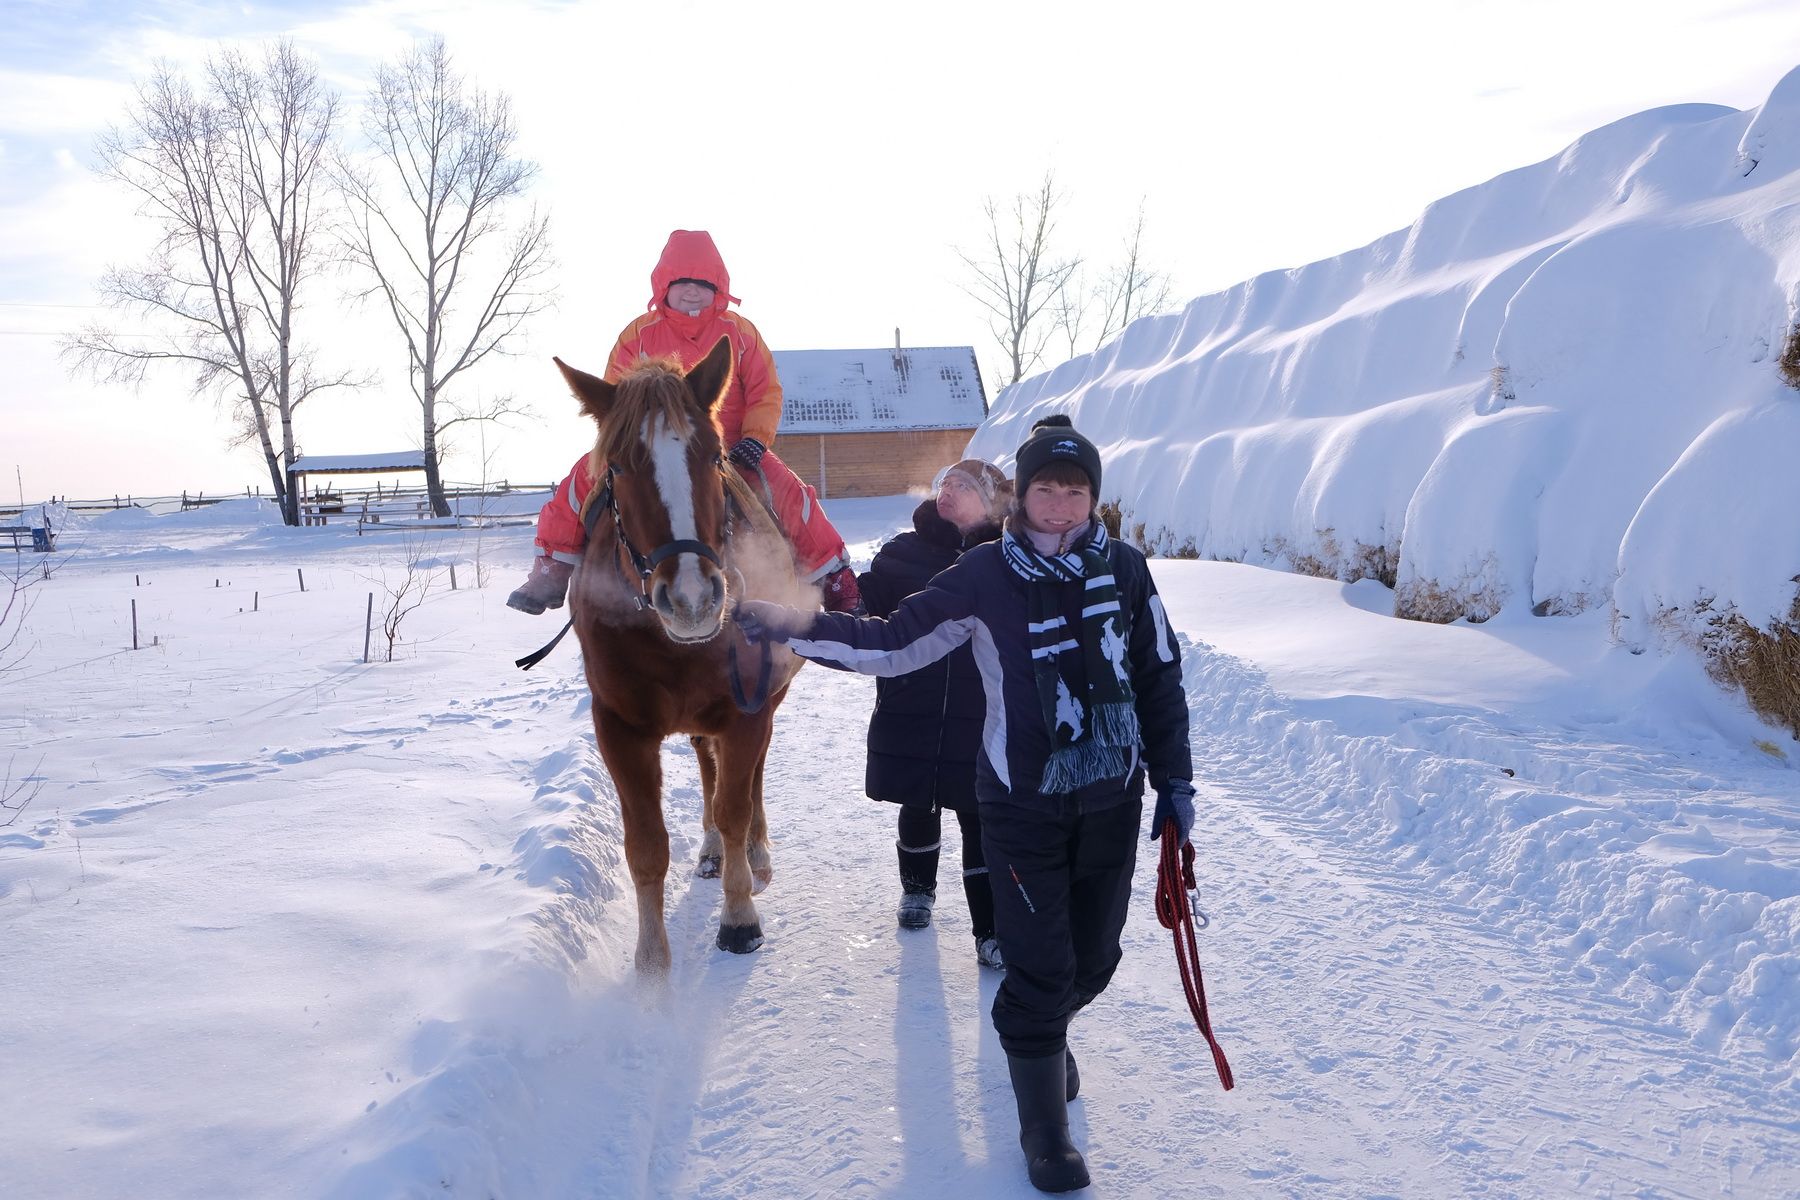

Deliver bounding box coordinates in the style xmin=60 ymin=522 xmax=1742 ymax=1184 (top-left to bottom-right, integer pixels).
xmin=1006 ymin=1051 xmax=1089 ymax=1193
xmin=897 ymin=841 xmax=939 ymax=929
xmin=963 ymin=870 xmax=996 ymax=944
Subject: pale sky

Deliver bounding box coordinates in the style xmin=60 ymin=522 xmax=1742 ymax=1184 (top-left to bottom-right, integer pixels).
xmin=3 ymin=0 xmax=1798 ymax=502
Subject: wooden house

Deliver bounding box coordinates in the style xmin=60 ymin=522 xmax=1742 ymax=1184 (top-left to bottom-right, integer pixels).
xmin=770 ymin=343 xmax=988 ymax=498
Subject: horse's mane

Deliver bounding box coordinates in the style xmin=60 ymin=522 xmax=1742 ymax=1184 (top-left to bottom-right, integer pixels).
xmin=592 ymin=357 xmax=719 ymax=477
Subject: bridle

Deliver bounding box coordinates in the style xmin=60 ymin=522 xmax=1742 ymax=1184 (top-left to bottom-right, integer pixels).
xmin=515 ymin=449 xmax=775 ymax=714
xmin=592 ymin=459 xmax=724 ymax=613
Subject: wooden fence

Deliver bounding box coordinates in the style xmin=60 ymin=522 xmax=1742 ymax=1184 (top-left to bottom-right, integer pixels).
xmin=3 ymin=481 xmax=551 ymax=524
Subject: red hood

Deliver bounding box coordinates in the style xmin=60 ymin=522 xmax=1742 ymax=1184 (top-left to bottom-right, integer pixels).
xmin=648 ymin=229 xmax=740 ymax=314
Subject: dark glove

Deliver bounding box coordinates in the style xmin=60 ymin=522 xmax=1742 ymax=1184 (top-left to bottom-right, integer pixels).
xmin=1150 ymin=779 xmax=1195 ymax=844
xmin=735 ymin=599 xmax=804 ymax=645
xmin=728 ymin=437 xmax=767 ymax=470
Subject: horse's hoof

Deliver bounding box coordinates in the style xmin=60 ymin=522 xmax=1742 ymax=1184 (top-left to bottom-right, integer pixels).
xmin=696 ymin=853 xmax=722 ymax=879
xmin=751 ymin=866 xmax=772 ymax=895
xmin=717 ymin=922 xmax=764 ymax=954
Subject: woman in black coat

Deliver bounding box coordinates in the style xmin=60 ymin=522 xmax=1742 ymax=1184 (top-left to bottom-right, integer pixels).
xmin=858 ymin=458 xmax=1012 ymax=968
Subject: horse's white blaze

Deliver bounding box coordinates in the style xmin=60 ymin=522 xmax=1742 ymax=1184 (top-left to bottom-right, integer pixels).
xmin=645 ymin=410 xmax=712 ymax=616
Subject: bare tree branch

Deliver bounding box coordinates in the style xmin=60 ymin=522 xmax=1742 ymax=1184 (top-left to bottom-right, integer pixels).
xmin=957 ymin=171 xmax=1081 ymax=389
xmin=1089 ymin=198 xmax=1175 ymax=351
xmin=375 ymin=538 xmax=436 ymax=661
xmin=0 ymin=552 xmax=40 ymax=677
xmin=337 ymin=37 xmax=556 ymax=518
xmin=0 ymin=754 xmax=44 ymax=828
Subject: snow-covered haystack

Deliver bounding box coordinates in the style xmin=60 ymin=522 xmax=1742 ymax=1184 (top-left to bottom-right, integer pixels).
xmin=971 ymin=66 xmax=1800 ymax=732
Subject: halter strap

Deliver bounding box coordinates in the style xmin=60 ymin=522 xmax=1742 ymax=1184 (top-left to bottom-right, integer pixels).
xmin=516 ymin=460 xmax=731 ymax=671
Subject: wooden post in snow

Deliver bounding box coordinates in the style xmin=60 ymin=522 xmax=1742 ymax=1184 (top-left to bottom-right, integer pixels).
xmin=363 ymin=593 xmax=374 ymax=664
xmin=131 ymin=599 xmax=138 ymax=650
xmin=298 ymin=568 xmax=306 ymax=593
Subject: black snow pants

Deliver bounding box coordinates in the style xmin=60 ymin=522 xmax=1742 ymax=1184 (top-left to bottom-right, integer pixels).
xmin=980 ymin=790 xmax=1142 ymax=1059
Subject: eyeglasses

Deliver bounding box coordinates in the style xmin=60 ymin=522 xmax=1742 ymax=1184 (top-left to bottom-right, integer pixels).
xmin=931 ymin=465 xmax=991 ymax=500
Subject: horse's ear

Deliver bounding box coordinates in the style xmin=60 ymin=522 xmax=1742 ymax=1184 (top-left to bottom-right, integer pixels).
xmin=555 ymin=356 xmax=614 ymax=420
xmin=685 ymin=336 xmax=735 ymax=417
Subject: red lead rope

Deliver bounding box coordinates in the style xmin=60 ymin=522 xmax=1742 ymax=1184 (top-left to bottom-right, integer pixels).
xmin=1154 ymin=827 xmax=1235 ymax=1090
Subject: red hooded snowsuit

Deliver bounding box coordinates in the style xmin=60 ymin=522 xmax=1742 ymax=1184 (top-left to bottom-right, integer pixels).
xmin=533 ymin=231 xmax=849 ymax=580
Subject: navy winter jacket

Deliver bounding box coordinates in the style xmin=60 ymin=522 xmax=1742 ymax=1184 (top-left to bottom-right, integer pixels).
xmin=790 ymin=523 xmax=1191 ymax=812
xmin=857 ymin=501 xmax=1001 ymax=814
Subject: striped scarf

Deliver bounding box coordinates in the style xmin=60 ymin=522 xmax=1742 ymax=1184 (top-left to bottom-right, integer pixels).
xmin=1001 ymin=524 xmax=1139 ymax=794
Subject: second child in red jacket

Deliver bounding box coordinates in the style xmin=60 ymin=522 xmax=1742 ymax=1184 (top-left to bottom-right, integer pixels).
xmin=508 ymin=230 xmax=862 ymax=615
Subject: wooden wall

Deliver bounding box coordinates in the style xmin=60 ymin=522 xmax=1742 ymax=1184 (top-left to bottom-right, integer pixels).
xmin=772 ymin=428 xmax=977 ymax=498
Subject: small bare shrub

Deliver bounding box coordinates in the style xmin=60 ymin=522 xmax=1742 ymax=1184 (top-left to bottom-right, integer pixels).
xmin=1397 ymin=574 xmax=1507 ymax=625
xmin=1276 ymin=528 xmax=1342 ymax=580
xmin=1395 ymin=579 xmax=1465 ymax=624
xmin=375 ymin=538 xmax=436 ymax=661
xmin=1532 ymin=588 xmax=1604 ymax=618
xmin=1096 ymin=500 xmax=1125 ymax=540
xmin=2 ymin=754 xmax=44 ymax=827
xmin=1704 ymin=597 xmax=1800 ymax=738
xmin=1778 ymin=323 xmax=1800 ymax=390
xmin=1350 ymin=540 xmax=1399 ymax=589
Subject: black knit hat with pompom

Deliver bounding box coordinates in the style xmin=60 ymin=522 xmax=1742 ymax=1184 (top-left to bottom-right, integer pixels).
xmin=1012 ymin=413 xmax=1101 ymax=497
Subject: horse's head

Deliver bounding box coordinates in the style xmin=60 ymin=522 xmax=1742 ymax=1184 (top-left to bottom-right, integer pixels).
xmin=555 ymin=336 xmax=735 ymax=643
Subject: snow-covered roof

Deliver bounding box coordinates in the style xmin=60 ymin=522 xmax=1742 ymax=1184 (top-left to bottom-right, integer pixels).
xmin=774 ymin=346 xmax=986 ymax=434
xmin=289 ymin=451 xmax=426 ymax=474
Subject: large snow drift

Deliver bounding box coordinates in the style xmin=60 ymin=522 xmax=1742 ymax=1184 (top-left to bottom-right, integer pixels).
xmin=971 ymin=67 xmax=1800 ymax=664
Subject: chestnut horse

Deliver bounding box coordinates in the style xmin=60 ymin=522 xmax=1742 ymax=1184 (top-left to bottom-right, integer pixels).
xmin=555 ymin=337 xmax=805 ymax=972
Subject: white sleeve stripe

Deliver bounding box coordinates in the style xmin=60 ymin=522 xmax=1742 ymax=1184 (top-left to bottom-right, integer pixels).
xmin=970 ymin=620 xmax=1010 ymax=790
xmin=1148 ymin=593 xmax=1175 ymax=663
xmin=1081 ymin=600 xmax=1121 ymax=619
xmin=1031 ymin=638 xmax=1079 ymax=659
xmin=788 ymin=616 xmax=974 ymax=677
xmin=1027 ymin=617 xmax=1068 ymax=633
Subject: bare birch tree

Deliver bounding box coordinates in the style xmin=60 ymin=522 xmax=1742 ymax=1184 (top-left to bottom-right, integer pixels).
xmin=958 ymin=171 xmax=1081 ymax=388
xmin=1089 ymin=199 xmax=1174 ymax=350
xmin=338 ymin=37 xmax=555 ymax=518
xmin=64 ymin=42 xmax=347 ymax=526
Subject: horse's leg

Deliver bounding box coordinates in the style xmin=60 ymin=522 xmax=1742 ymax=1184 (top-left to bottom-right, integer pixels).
xmin=747 ymin=757 xmax=772 ymax=894
xmin=711 ymin=714 xmax=775 ymax=953
xmin=594 ymin=719 xmax=671 ymax=973
xmin=692 ymin=734 xmax=723 ymax=878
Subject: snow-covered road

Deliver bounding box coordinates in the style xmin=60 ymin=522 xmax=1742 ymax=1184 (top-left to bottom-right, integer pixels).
xmin=3 ymin=502 xmax=1796 ymax=1198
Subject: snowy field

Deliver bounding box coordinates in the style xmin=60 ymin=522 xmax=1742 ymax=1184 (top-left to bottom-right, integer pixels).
xmin=2 ymin=496 xmax=1796 ymax=1199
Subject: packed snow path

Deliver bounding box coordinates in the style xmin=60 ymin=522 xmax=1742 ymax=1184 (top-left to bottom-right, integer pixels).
xmin=362 ymin=658 xmax=1790 ymax=1199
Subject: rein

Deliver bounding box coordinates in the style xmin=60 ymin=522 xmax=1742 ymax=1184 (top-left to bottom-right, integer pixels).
xmin=1154 ymin=826 xmax=1235 ymax=1091
xmin=514 ymin=463 xmax=778 ymax=715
